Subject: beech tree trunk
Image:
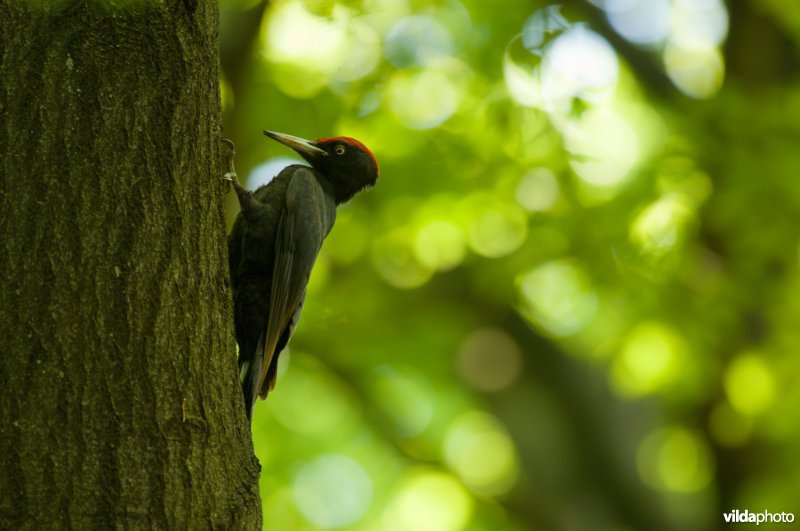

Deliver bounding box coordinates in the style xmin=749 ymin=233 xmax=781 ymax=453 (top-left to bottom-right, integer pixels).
xmin=0 ymin=1 xmax=261 ymax=528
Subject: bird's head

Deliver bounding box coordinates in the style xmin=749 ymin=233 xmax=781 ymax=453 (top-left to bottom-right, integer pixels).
xmin=264 ymin=130 xmax=379 ymax=204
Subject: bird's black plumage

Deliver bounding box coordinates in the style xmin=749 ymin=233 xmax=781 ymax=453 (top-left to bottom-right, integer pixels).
xmin=227 ymin=131 xmax=378 ymax=420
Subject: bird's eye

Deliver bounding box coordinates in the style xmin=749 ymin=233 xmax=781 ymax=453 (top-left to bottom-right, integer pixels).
xmin=335 ymin=145 xmax=346 ymax=156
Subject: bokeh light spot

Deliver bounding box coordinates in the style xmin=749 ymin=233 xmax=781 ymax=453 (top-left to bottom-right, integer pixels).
xmin=662 ymin=0 xmax=728 ymax=99
xmin=630 ymin=193 xmax=694 ymax=255
xmin=387 ymin=69 xmax=460 ymax=130
xmin=515 ymin=167 xmax=560 ymax=212
xmin=382 ymin=470 xmax=473 ymax=531
xmin=293 ymin=454 xmax=372 ymax=528
xmin=517 ymin=260 xmax=598 ymax=336
xmin=269 ymin=367 xmax=357 ymax=434
xmin=384 ymin=15 xmax=454 ymax=68
xmin=262 ymin=2 xmax=343 ymax=96
xmin=604 ymin=0 xmax=671 ymax=45
xmin=611 ymin=322 xmax=687 ymax=397
xmin=265 ymin=3 xmax=341 ymax=64
xmin=444 ymin=412 xmax=519 ymax=496
xmin=670 ymin=0 xmax=729 ymax=48
xmin=637 ymin=427 xmax=714 ymax=493
xmin=262 ymin=2 xmax=380 ymax=96
xmin=565 ymin=106 xmax=639 ymax=194
xmin=414 ymin=220 xmax=466 ymax=271
xmin=457 ymin=327 xmax=522 ymax=392
xmin=521 ymin=4 xmax=571 ymax=51
xmin=542 ymin=26 xmax=618 ymax=105
xmin=724 ymin=354 xmax=776 ymax=416
xmin=268 ymin=62 xmax=328 ymax=98
xmin=505 ymin=7 xmax=618 ymax=113
xmin=371 ymin=365 xmax=434 ymax=437
xmin=332 ymin=21 xmax=381 ymax=82
xmin=664 ymin=43 xmax=724 ymax=99
xmin=464 ymin=199 xmax=528 ymax=258
xmin=372 ymin=229 xmax=433 ymax=289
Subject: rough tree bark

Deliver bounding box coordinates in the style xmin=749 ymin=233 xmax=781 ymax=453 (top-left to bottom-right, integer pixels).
xmin=0 ymin=1 xmax=261 ymax=528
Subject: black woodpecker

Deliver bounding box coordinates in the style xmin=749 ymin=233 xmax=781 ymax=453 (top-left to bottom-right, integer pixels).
xmin=226 ymin=131 xmax=379 ymax=420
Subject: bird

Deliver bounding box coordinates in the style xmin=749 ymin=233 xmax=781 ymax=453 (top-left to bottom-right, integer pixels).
xmin=224 ymin=131 xmax=379 ymax=420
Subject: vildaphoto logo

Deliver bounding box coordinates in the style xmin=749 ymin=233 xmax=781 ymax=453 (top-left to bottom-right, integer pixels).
xmin=723 ymin=509 xmax=795 ymax=525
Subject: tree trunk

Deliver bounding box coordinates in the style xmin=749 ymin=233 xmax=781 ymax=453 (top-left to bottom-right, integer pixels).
xmin=0 ymin=1 xmax=261 ymax=529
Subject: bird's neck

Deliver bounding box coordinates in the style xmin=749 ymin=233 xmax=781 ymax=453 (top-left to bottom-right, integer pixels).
xmin=319 ymin=172 xmax=364 ymax=205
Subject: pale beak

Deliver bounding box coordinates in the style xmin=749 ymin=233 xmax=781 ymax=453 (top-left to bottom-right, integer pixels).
xmin=263 ymin=130 xmax=328 ymax=159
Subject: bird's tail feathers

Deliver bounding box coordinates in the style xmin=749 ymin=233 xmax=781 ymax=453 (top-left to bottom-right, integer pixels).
xmin=241 ymin=335 xmax=265 ymax=421
xmin=239 ymin=360 xmax=250 ymax=381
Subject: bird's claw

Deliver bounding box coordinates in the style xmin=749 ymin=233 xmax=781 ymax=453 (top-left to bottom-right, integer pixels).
xmin=221 ymin=138 xmax=238 ymax=188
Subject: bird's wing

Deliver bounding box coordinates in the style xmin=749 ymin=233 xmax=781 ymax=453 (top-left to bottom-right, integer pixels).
xmin=256 ymin=167 xmax=336 ymax=396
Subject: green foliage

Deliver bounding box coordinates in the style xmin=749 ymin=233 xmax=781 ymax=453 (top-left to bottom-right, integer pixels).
xmin=221 ymin=0 xmax=800 ymax=529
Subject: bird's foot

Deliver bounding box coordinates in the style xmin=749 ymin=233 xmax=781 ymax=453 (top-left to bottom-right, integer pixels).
xmin=221 ymin=139 xmax=240 ymax=187
xmin=221 ymin=138 xmax=256 ymax=214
